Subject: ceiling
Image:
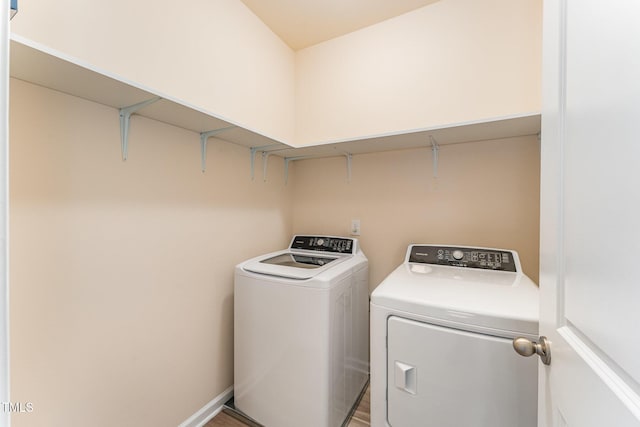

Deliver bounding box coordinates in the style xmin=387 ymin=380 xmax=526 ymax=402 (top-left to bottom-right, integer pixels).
xmin=239 ymin=0 xmax=441 ymax=50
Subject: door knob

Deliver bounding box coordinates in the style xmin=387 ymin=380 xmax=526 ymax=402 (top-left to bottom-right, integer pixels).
xmin=512 ymin=336 xmax=551 ymax=365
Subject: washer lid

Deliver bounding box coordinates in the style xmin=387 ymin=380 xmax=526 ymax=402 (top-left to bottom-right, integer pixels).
xmin=371 ymin=263 xmax=539 ymax=336
xmin=242 ymin=250 xmax=349 ymax=280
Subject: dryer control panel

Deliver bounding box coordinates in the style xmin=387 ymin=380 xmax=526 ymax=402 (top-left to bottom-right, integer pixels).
xmin=290 ymin=235 xmax=355 ymax=254
xmin=408 ymin=245 xmax=517 ymax=272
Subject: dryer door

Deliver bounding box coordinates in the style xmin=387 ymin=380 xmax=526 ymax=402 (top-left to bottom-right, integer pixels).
xmin=387 ymin=316 xmax=537 ymax=427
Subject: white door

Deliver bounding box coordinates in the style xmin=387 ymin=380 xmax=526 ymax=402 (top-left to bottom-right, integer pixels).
xmin=539 ymin=0 xmax=640 ymax=425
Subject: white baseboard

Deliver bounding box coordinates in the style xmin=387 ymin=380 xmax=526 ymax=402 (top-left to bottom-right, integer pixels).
xmin=177 ymin=385 xmax=234 ymax=427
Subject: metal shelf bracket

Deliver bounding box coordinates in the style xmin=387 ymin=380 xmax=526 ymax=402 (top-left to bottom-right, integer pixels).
xmin=283 ymin=157 xmax=296 ymax=184
xmin=430 ymin=135 xmax=439 ymax=178
xmin=261 ymin=152 xmax=272 ymax=182
xmin=345 ymin=153 xmax=353 ymax=183
xmin=284 ymin=158 xmax=293 ymax=184
xmin=250 ymin=145 xmax=281 ymax=180
xmin=119 ymin=96 xmax=161 ymax=161
xmin=199 ymin=126 xmax=236 ymax=172
xmin=283 ymin=155 xmax=310 ymax=184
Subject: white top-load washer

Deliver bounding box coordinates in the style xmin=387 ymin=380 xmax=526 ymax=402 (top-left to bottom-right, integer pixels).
xmin=370 ymin=244 xmax=539 ymax=427
xmin=234 ymin=235 xmax=369 ymax=427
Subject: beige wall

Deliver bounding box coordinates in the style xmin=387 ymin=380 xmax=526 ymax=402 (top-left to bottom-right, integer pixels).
xmin=291 ymin=136 xmax=540 ymax=287
xmin=9 ymin=79 xmax=293 ymax=427
xmin=9 ymin=79 xmax=539 ymax=427
xmin=10 ymin=0 xmax=296 ymax=143
xmin=295 ymin=0 xmax=542 ymax=145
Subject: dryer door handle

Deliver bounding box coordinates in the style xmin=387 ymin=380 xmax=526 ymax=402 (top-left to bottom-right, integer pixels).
xmin=394 ymin=361 xmax=417 ymax=395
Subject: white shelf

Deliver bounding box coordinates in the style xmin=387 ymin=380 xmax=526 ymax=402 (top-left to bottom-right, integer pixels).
xmin=271 ymin=113 xmax=541 ymax=159
xmin=9 ymin=34 xmax=541 ymax=169
xmin=9 ymin=35 xmax=289 ymax=153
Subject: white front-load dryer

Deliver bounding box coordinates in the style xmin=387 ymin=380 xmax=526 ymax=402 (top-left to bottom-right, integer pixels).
xmin=234 ymin=235 xmax=369 ymax=427
xmin=370 ymin=244 xmax=539 ymax=427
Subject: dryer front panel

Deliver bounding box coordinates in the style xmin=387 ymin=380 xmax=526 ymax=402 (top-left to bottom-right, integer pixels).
xmin=386 ymin=316 xmax=537 ymax=427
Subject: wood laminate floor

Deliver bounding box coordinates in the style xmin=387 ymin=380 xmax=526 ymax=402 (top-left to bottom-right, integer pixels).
xmin=204 ymin=385 xmax=371 ymax=427
xmin=204 ymin=412 xmax=251 ymax=427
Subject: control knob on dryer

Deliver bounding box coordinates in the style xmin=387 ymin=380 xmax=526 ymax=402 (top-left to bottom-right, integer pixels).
xmin=452 ymin=250 xmax=464 ymax=260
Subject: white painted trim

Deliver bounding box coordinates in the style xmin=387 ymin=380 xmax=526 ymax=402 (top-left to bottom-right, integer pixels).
xmin=1 ymin=1 xmax=11 ymax=426
xmin=559 ymin=327 xmax=640 ymax=420
xmin=177 ymin=386 xmax=234 ymax=427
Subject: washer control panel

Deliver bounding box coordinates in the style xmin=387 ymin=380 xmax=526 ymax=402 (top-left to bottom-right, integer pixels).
xmin=290 ymin=235 xmax=355 ymax=254
xmin=408 ymin=245 xmax=517 ymax=272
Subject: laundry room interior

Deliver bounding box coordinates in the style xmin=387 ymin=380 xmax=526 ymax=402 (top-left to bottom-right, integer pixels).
xmin=5 ymin=0 xmax=542 ymax=426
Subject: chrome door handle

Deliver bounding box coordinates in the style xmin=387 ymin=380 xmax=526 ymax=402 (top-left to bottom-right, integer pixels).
xmin=512 ymin=336 xmax=551 ymax=365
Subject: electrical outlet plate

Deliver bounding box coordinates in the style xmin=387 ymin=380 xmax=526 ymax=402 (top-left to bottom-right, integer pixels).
xmin=351 ymin=219 xmax=361 ymax=236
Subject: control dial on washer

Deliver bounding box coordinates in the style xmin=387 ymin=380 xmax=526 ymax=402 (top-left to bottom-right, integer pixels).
xmin=452 ymin=250 xmax=464 ymax=260
xmin=316 ymin=238 xmax=325 ymax=246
